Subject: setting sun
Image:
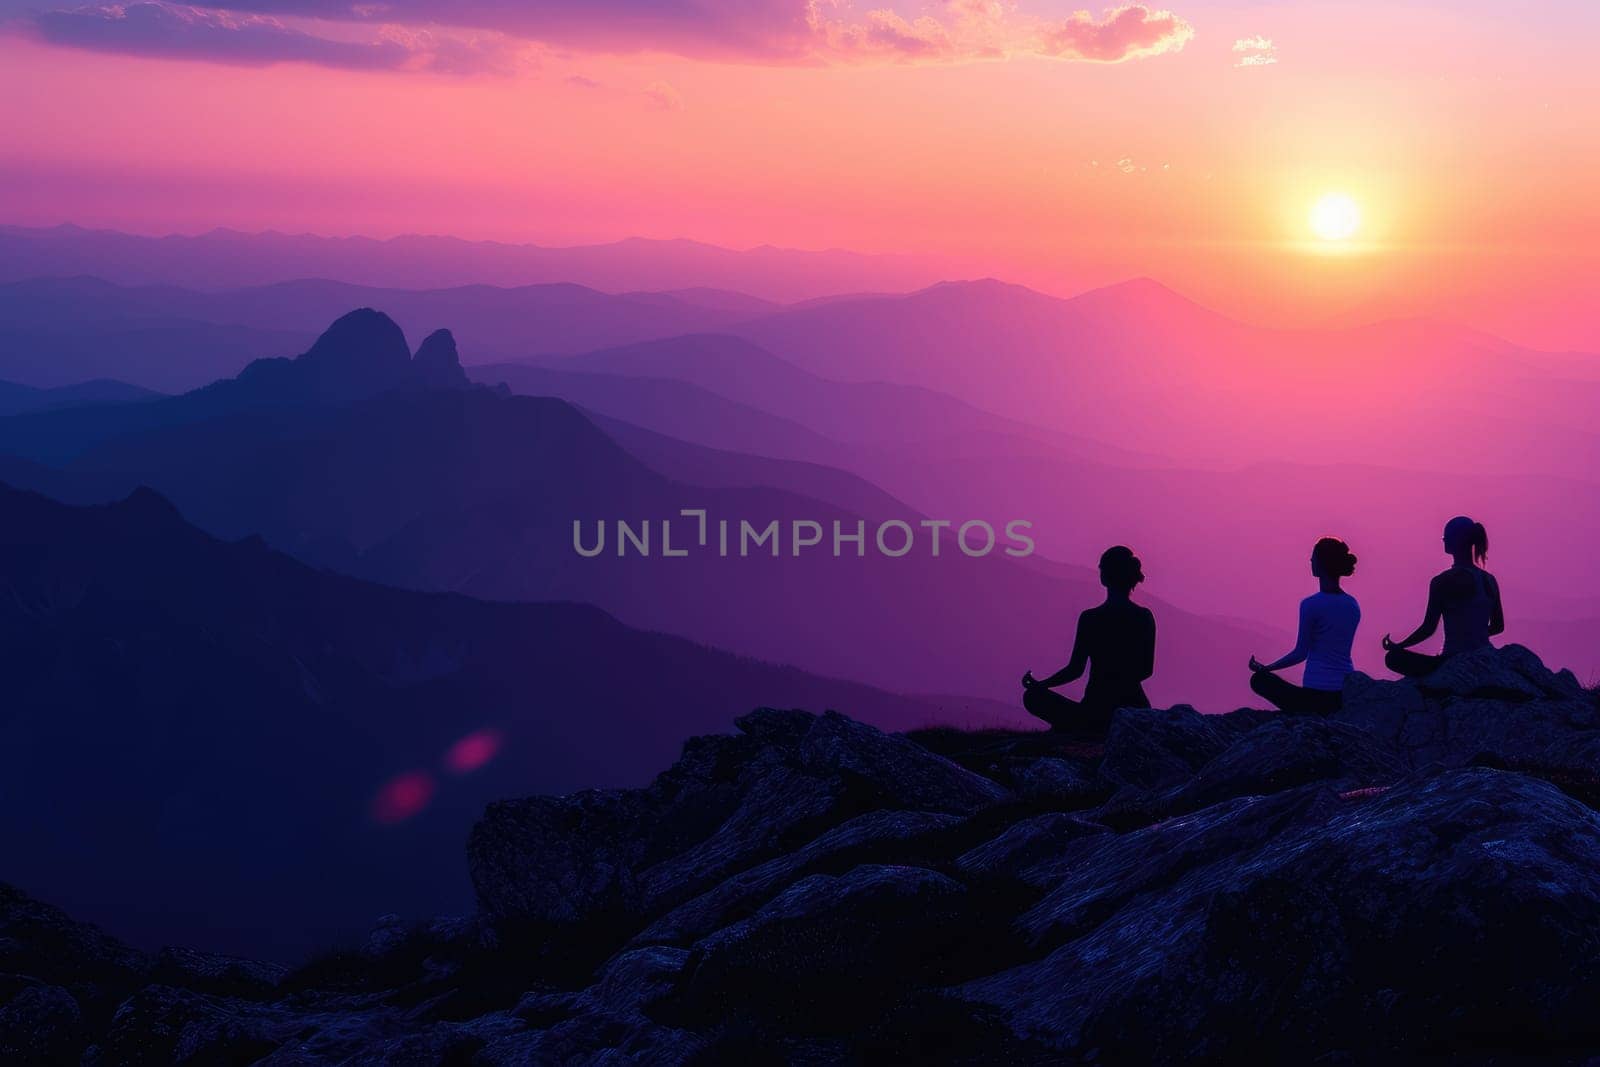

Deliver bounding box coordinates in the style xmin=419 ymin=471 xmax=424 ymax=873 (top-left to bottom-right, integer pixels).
xmin=1309 ymin=194 xmax=1361 ymax=241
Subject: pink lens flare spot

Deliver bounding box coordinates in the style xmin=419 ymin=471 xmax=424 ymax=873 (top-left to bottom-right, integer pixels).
xmin=445 ymin=728 xmax=504 ymax=774
xmin=372 ymin=771 xmax=435 ymax=823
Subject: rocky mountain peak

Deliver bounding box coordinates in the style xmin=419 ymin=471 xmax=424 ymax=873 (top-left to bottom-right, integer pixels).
xmin=411 ymin=328 xmax=468 ymax=389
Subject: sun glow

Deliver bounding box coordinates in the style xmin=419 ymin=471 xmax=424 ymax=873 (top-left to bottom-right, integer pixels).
xmin=1309 ymin=194 xmax=1361 ymax=241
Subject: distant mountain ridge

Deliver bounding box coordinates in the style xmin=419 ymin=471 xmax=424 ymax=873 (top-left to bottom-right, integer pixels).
xmin=0 ymin=223 xmax=947 ymax=302
xmin=0 ymin=308 xmax=1283 ymax=708
xmin=0 ymin=376 xmax=157 ymax=416
xmin=0 ymin=275 xmax=783 ymax=389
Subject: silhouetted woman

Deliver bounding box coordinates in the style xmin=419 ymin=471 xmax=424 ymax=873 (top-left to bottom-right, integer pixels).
xmin=1248 ymin=537 xmax=1361 ymax=714
xmin=1023 ymin=545 xmax=1155 ymax=735
xmin=1383 ymin=516 xmax=1504 ymax=677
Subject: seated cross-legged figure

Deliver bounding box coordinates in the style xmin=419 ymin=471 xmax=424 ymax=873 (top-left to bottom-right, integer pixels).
xmin=1383 ymin=516 xmax=1504 ymax=678
xmin=1249 ymin=537 xmax=1361 ymax=715
xmin=1022 ymin=546 xmax=1155 ymax=736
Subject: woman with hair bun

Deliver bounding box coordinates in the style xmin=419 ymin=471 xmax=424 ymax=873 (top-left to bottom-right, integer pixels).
xmin=1023 ymin=545 xmax=1156 ymax=735
xmin=1382 ymin=516 xmax=1504 ymax=677
xmin=1249 ymin=536 xmax=1362 ymax=714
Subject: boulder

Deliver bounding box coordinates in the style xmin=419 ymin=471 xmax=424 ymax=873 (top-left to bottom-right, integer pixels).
xmin=467 ymin=731 xmax=764 ymax=935
xmin=0 ymin=883 xmax=149 ymax=1026
xmin=954 ymin=813 xmax=1111 ymax=890
xmin=99 ymin=985 xmax=294 ymax=1064
xmin=1018 ymin=784 xmax=1341 ymax=949
xmin=468 ymin=788 xmax=651 ymax=930
xmin=481 ymin=949 xmax=702 ymax=1065
xmin=734 ymin=706 xmax=818 ymax=748
xmin=1011 ymin=756 xmax=1104 ymax=809
xmin=635 ymin=810 xmax=963 ymax=947
xmin=955 ymin=769 xmax=1600 ymax=1062
xmin=1097 ymin=705 xmax=1235 ymax=791
xmin=1164 ymin=715 xmax=1405 ymax=815
xmin=796 ymin=711 xmax=1012 ymax=814
xmin=633 ymin=761 xmax=849 ymax=914
xmin=0 ymin=981 xmax=82 ymax=1064
xmin=677 ymin=865 xmax=969 ymax=1032
xmin=1339 ymin=690 xmax=1598 ymax=770
xmin=151 ymin=947 xmax=287 ymax=1000
xmin=1421 ymin=644 xmax=1588 ymax=703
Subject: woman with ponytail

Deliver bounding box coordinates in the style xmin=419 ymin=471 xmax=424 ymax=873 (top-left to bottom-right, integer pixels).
xmin=1248 ymin=537 xmax=1361 ymax=714
xmin=1383 ymin=516 xmax=1504 ymax=678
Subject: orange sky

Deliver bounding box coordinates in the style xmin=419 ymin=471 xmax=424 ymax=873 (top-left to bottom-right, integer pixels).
xmin=2 ymin=1 xmax=1597 ymax=348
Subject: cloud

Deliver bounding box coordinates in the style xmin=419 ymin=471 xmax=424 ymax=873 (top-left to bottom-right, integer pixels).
xmin=20 ymin=1 xmax=520 ymax=73
xmin=1038 ymin=5 xmax=1194 ymax=63
xmin=12 ymin=1 xmax=1198 ymax=69
xmin=1232 ymin=34 xmax=1277 ymax=68
xmin=565 ymin=73 xmax=601 ymax=89
xmin=644 ymin=79 xmax=683 ymax=110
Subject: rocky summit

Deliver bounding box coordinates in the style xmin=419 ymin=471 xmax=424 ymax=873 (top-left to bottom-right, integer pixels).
xmin=4 ymin=645 xmax=1599 ymax=1064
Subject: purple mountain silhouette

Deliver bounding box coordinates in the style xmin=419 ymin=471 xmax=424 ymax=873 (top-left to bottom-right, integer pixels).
xmin=0 ymin=481 xmax=962 ymax=959
xmin=0 ymin=309 xmax=1281 ymax=708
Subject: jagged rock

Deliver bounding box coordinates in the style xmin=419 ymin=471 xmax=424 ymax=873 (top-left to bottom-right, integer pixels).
xmin=1098 ymin=705 xmax=1233 ymax=790
xmin=468 ymin=732 xmax=860 ymax=966
xmin=677 ymin=865 xmax=969 ymax=1031
xmin=796 ymin=711 xmax=1011 ymax=814
xmin=8 ymin=659 xmax=1600 ymax=1064
xmin=634 ymin=810 xmax=964 ymax=947
xmin=1163 ymin=715 xmax=1405 ymax=815
xmin=483 ymin=949 xmax=701 ymax=1065
xmin=1421 ymin=643 xmax=1588 ymax=703
xmin=0 ymin=883 xmax=149 ymax=1026
xmin=411 ymin=328 xmax=470 ymax=389
xmin=633 ymin=760 xmax=849 ymax=913
xmin=1337 ymin=670 xmax=1427 ymax=735
xmin=99 ymin=985 xmax=293 ymax=1064
xmin=734 ymin=706 xmax=817 ymax=747
xmin=152 ymin=947 xmax=287 ymax=1000
xmin=1340 ymin=692 xmax=1598 ymax=771
xmin=0 ymin=981 xmax=81 ymax=1064
xmin=1019 ymin=784 xmax=1341 ymax=949
xmin=1011 ymin=756 xmax=1103 ymax=808
xmin=956 ymin=770 xmax=1600 ymax=1062
xmin=477 ymin=1015 xmax=703 ymax=1066
xmin=321 ymin=1014 xmax=524 ymax=1067
xmin=954 ymin=813 xmax=1111 ymax=889
xmin=469 ymin=789 xmax=651 ymax=931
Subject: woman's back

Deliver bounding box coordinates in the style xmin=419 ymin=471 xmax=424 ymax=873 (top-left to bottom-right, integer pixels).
xmin=1300 ymin=591 xmax=1360 ymax=690
xmin=1437 ymin=564 xmax=1494 ymax=656
xmin=1079 ymin=600 xmax=1155 ymax=708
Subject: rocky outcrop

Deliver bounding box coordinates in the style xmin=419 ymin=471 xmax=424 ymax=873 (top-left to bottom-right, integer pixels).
xmin=3 ymin=646 xmax=1597 ymax=1063
xmin=230 ymin=309 xmax=474 ymax=405
xmin=411 ymin=328 xmax=471 ymax=389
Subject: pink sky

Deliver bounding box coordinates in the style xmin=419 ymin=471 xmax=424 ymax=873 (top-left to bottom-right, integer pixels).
xmin=2 ymin=1 xmax=1598 ymax=348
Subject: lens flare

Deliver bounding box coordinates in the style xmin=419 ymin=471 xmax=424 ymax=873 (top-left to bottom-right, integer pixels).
xmin=444 ymin=728 xmax=504 ymax=774
xmin=371 ymin=771 xmax=435 ymax=824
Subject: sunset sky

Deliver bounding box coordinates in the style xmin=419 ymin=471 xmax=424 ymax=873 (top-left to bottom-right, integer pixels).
xmin=3 ymin=1 xmax=1598 ymax=348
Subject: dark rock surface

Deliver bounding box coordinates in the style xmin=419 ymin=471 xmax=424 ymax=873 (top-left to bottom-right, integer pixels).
xmin=3 ymin=645 xmax=1597 ymax=1063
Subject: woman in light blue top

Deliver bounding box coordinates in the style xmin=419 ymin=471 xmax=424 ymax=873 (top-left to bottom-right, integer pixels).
xmin=1249 ymin=537 xmax=1361 ymax=715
